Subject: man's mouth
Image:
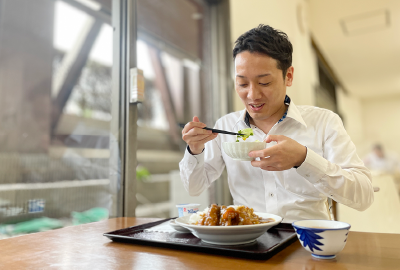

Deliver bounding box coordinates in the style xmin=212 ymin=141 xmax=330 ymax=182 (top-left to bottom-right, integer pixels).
xmin=249 ymin=103 xmax=265 ymax=111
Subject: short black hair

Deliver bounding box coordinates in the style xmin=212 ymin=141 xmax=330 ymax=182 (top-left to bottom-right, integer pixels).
xmin=233 ymin=24 xmax=293 ymax=78
xmin=373 ymin=144 xmax=383 ymax=151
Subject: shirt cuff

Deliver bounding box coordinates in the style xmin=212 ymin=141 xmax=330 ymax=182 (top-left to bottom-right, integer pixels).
xmin=296 ymin=148 xmax=329 ymax=184
xmin=187 ymin=145 xmax=204 ymax=155
xmin=183 ymin=145 xmax=205 ymax=169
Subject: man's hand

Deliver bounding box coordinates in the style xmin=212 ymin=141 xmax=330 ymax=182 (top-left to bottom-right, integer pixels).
xmin=182 ymin=116 xmax=218 ymax=155
xmin=249 ymin=135 xmax=307 ymax=171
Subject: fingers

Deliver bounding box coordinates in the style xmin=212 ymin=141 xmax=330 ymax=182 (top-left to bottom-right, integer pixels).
xmin=195 ymin=133 xmax=218 ymax=145
xmin=181 ymin=116 xmax=218 ymax=149
xmin=184 ymin=127 xmax=212 ymax=137
xmin=250 ymin=135 xmax=305 ymax=171
xmin=184 ymin=133 xmax=212 ymax=143
xmin=251 ymin=158 xmax=283 ymax=171
xmin=248 ymin=149 xmax=267 ymax=158
xmin=187 ymin=133 xmax=218 ymax=154
xmin=249 ymin=144 xmax=283 ymax=170
xmin=251 ymin=158 xmax=271 ymax=169
xmin=182 ymin=119 xmax=206 ymax=134
xmin=249 ymin=136 xmax=286 ymax=158
xmin=264 ymin=134 xmax=282 ymax=143
xmin=248 ymin=145 xmax=278 ymax=158
xmin=251 ymin=163 xmax=279 ymax=171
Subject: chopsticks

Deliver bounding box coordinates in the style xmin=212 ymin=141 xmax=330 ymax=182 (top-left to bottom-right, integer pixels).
xmin=178 ymin=124 xmax=241 ymax=136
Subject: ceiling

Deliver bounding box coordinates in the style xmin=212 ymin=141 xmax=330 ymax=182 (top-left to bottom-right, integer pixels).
xmin=308 ymin=0 xmax=400 ymax=99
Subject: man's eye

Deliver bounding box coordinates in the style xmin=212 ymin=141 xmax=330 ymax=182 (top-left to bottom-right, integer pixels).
xmin=239 ymin=84 xmax=248 ymax=87
xmin=260 ymin=82 xmax=270 ymax=86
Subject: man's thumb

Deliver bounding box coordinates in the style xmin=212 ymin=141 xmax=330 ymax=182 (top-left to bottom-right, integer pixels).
xmin=264 ymin=135 xmax=280 ymax=143
xmin=193 ymin=116 xmax=200 ymax=122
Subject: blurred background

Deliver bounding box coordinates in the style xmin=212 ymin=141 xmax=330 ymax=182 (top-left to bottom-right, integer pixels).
xmin=0 ymin=0 xmax=399 ymax=238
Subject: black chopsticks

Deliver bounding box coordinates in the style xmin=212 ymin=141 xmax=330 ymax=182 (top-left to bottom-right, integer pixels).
xmin=178 ymin=124 xmax=241 ymax=136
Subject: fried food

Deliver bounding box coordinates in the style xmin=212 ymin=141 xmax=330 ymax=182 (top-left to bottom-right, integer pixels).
xmin=194 ymin=204 xmax=274 ymax=226
xmin=197 ymin=204 xmax=220 ymax=226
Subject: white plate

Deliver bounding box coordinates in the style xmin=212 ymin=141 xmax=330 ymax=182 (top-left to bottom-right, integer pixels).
xmin=169 ymin=219 xmax=191 ymax=233
xmin=175 ymin=212 xmax=282 ymax=245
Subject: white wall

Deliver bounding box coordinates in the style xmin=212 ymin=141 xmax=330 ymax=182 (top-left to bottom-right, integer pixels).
xmin=230 ymin=0 xmax=318 ymax=111
xmin=337 ymin=91 xmax=400 ymax=160
xmin=337 ymin=89 xmax=367 ymax=157
xmin=361 ymin=95 xmax=400 ymax=158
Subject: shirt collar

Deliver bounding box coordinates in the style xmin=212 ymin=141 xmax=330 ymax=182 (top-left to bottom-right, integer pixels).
xmin=286 ymin=99 xmax=307 ymax=128
xmin=235 ymin=95 xmax=307 ymax=128
xmin=237 ymin=108 xmax=249 ymax=127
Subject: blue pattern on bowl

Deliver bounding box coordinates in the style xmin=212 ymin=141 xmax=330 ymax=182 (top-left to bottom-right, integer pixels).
xmin=294 ymin=228 xmax=325 ymax=252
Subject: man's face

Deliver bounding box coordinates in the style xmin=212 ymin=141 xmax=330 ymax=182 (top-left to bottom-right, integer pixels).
xmin=374 ymin=148 xmax=384 ymax=158
xmin=235 ymin=51 xmax=293 ymax=123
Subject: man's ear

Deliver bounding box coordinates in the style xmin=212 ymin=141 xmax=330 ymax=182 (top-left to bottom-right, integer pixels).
xmin=285 ymin=66 xmax=294 ymax=87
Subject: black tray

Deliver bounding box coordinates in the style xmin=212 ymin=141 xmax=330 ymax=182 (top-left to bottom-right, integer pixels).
xmin=104 ymin=218 xmax=297 ymax=260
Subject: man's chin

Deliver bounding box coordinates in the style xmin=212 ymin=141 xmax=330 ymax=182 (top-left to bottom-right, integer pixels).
xmin=247 ymin=111 xmax=268 ymax=121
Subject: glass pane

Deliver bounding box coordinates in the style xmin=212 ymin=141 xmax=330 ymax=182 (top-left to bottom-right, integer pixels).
xmin=0 ymin=0 xmax=119 ymax=238
xmin=135 ymin=0 xmax=208 ymax=218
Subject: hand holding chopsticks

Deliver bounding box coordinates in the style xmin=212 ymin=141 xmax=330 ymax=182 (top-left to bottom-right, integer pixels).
xmin=180 ymin=117 xmax=221 ymax=155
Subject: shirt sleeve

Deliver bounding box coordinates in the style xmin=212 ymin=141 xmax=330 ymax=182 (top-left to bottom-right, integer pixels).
xmin=296 ymin=113 xmax=374 ymax=211
xmin=179 ymin=132 xmax=226 ymax=196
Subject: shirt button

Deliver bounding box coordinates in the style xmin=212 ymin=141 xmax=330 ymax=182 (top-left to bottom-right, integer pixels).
xmin=306 ymin=174 xmax=310 ymax=177
xmin=270 ymin=193 xmax=274 ymax=197
xmin=189 ymin=162 xmax=193 ymax=165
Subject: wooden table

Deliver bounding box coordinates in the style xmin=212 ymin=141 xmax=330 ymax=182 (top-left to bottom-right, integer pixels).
xmin=1 ymin=218 xmax=399 ymax=270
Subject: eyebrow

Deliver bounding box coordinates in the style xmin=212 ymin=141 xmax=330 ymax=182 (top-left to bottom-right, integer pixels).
xmin=236 ymin=74 xmax=271 ymax=78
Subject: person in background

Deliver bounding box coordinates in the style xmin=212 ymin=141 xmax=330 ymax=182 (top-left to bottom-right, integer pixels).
xmin=363 ymin=144 xmax=400 ymax=174
xmin=179 ymin=24 xmax=374 ymax=222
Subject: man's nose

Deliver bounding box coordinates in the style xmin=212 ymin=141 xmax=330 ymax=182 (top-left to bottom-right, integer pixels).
xmin=247 ymin=84 xmax=262 ymax=100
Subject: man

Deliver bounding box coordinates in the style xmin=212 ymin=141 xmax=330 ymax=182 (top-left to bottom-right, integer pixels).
xmin=179 ymin=25 xmax=373 ymax=222
xmin=363 ymin=144 xmax=400 ymax=174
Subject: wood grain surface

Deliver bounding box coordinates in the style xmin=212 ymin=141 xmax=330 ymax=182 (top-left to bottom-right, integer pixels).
xmin=1 ymin=218 xmax=399 ymax=270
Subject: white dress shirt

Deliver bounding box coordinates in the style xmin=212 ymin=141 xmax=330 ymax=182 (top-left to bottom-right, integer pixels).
xmin=179 ymin=100 xmax=374 ymax=223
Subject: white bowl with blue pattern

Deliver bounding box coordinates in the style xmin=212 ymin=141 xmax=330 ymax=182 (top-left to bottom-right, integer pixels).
xmin=292 ymin=220 xmax=351 ymax=260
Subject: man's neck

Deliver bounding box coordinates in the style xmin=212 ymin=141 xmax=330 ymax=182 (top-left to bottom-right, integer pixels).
xmin=250 ymin=103 xmax=288 ymax=135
